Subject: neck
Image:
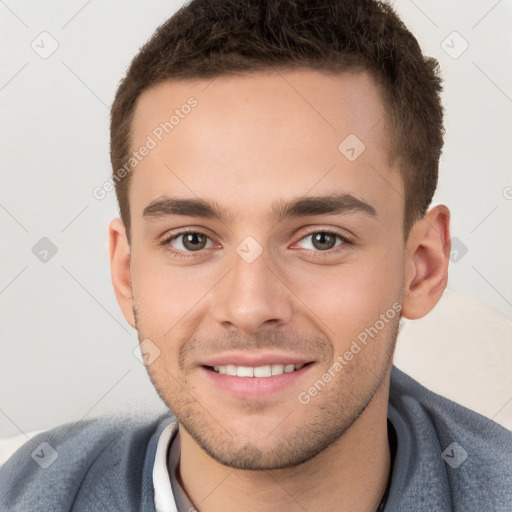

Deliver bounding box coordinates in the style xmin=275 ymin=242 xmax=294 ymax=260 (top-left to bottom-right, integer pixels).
xmin=177 ymin=378 xmax=391 ymax=512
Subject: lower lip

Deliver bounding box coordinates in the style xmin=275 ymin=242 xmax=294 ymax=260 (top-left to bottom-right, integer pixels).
xmin=200 ymin=364 xmax=314 ymax=398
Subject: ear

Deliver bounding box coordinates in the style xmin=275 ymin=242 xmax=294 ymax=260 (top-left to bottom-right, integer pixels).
xmin=108 ymin=218 xmax=135 ymax=329
xmin=401 ymin=205 xmax=451 ymax=320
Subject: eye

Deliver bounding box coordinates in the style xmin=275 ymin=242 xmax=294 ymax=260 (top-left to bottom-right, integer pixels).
xmin=295 ymin=230 xmax=349 ymax=252
xmin=161 ymin=230 xmax=215 ymax=254
xmin=159 ymin=228 xmax=351 ymax=259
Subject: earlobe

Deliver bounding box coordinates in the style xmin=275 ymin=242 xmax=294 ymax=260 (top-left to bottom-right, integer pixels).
xmin=401 ymin=205 xmax=451 ymax=320
xmin=108 ymin=218 xmax=136 ymax=329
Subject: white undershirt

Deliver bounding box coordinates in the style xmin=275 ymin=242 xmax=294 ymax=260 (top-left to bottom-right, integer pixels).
xmin=153 ymin=420 xmax=180 ymax=512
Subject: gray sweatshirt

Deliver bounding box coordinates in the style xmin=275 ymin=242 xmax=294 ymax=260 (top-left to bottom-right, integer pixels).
xmin=1 ymin=366 xmax=511 ymax=511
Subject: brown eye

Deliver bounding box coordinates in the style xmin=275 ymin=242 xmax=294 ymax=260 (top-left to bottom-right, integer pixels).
xmin=163 ymin=231 xmax=214 ymax=253
xmin=311 ymin=232 xmax=338 ymax=250
xmin=297 ymin=231 xmax=346 ymax=252
xmin=181 ymin=232 xmax=208 ymax=251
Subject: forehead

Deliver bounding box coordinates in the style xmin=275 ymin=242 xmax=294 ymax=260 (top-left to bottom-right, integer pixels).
xmin=133 ymin=69 xmax=387 ymax=148
xmin=129 ymin=68 xmax=402 ymax=228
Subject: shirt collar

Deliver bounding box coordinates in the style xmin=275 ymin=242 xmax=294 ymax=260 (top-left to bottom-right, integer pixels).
xmin=153 ymin=419 xmax=179 ymax=512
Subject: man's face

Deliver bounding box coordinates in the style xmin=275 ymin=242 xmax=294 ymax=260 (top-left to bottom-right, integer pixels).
xmin=127 ymin=69 xmax=406 ymax=469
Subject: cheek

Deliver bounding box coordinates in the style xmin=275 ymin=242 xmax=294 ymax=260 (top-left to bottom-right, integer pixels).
xmin=130 ymin=250 xmax=221 ymax=340
xmin=290 ymin=248 xmax=403 ymax=343
xmin=130 ymin=238 xmax=404 ymax=349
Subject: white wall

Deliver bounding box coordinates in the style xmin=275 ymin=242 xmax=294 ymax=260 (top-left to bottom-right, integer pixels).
xmin=1 ymin=0 xmax=511 ymax=437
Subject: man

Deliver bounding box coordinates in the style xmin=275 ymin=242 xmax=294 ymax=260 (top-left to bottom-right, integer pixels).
xmin=1 ymin=0 xmax=511 ymax=510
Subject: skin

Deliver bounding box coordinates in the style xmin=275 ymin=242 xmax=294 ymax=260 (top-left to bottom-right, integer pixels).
xmin=109 ymin=68 xmax=451 ymax=512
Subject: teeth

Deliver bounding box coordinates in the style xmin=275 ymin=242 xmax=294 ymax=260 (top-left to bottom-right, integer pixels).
xmin=237 ymin=366 xmax=254 ymax=377
xmin=271 ymin=364 xmax=284 ymax=375
xmin=254 ymin=365 xmax=272 ymax=377
xmin=226 ymin=365 xmax=237 ymax=376
xmin=211 ymin=363 xmax=305 ymax=377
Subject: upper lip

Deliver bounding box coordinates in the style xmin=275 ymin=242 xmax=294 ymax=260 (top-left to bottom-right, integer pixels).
xmin=200 ymin=351 xmax=313 ymax=368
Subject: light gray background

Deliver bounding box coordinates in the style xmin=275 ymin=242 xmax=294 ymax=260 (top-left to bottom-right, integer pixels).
xmin=1 ymin=0 xmax=511 ymax=437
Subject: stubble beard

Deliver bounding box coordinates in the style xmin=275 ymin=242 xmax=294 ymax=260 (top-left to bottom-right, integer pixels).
xmin=133 ymin=304 xmax=399 ymax=471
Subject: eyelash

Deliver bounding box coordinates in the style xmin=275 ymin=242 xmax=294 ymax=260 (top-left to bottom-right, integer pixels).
xmin=159 ymin=228 xmax=352 ymax=259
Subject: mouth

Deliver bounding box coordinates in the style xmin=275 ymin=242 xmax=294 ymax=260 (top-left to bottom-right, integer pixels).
xmin=200 ymin=360 xmax=315 ymax=398
xmin=206 ymin=362 xmax=307 ymax=377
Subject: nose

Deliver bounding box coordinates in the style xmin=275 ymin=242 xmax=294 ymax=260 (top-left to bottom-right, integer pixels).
xmin=211 ymin=246 xmax=293 ymax=334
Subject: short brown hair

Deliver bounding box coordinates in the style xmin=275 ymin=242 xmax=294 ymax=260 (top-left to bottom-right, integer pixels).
xmin=110 ymin=0 xmax=443 ymax=243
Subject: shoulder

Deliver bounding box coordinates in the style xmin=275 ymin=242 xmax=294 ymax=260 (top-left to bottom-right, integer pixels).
xmin=388 ymin=366 xmax=512 ymax=510
xmin=389 ymin=365 xmax=512 ymax=446
xmin=0 ymin=411 xmax=175 ymax=512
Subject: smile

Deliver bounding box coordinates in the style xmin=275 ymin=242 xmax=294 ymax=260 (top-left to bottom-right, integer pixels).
xmin=210 ymin=363 xmax=305 ymax=377
xmin=201 ymin=361 xmax=314 ymax=398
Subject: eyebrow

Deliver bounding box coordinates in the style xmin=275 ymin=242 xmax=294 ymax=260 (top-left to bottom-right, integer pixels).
xmin=142 ymin=193 xmax=377 ymax=223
